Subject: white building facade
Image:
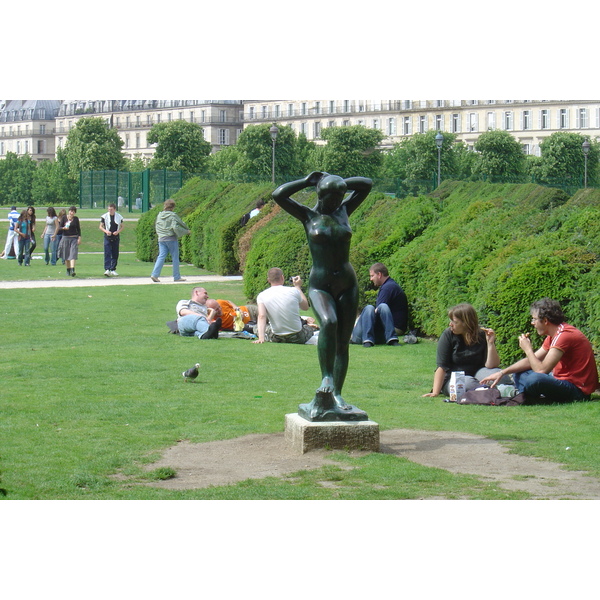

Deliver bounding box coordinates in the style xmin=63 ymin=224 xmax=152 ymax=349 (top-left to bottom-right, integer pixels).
xmin=1 ymin=99 xmax=599 ymax=163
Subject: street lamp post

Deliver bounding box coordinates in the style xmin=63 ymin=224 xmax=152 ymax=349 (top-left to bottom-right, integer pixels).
xmin=435 ymin=132 xmax=444 ymax=187
xmin=582 ymin=139 xmax=590 ymax=189
xmin=270 ymin=124 xmax=279 ymax=184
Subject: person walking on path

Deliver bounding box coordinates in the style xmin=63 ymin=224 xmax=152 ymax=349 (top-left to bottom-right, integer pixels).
xmin=150 ymin=199 xmax=190 ymax=283
xmin=16 ymin=210 xmax=32 ymax=266
xmin=99 ymin=203 xmax=124 ymax=277
xmin=1 ymin=206 xmax=20 ymax=259
xmin=56 ymin=206 xmax=81 ymax=277
xmin=40 ymin=207 xmax=59 ymax=266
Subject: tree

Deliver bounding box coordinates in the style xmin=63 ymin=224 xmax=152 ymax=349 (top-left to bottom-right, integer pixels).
xmin=313 ymin=125 xmax=384 ymax=179
xmin=532 ymin=131 xmax=600 ymax=184
xmin=234 ymin=124 xmax=313 ymax=181
xmin=147 ymin=121 xmax=211 ymax=174
xmin=61 ymin=117 xmax=126 ymax=179
xmin=382 ymin=131 xmax=461 ymax=181
xmin=0 ymin=152 xmax=37 ymax=205
xmin=472 ymin=129 xmax=526 ymax=182
xmin=205 ymin=124 xmax=314 ymax=182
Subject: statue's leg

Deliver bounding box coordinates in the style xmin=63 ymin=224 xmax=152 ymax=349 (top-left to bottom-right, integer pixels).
xmin=331 ymin=287 xmax=359 ymax=408
xmin=308 ymin=289 xmax=337 ymax=394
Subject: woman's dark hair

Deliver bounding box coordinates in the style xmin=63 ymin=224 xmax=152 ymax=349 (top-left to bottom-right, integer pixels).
xmin=47 ymin=207 xmax=57 ymax=218
xmin=530 ymin=298 xmax=565 ymax=325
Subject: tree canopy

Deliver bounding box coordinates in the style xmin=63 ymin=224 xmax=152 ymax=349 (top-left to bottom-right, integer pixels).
xmin=313 ymin=125 xmax=384 ymax=179
xmin=61 ymin=117 xmax=126 ymax=179
xmin=147 ymin=120 xmax=212 ymax=174
xmin=532 ymin=131 xmax=600 ymax=184
xmin=472 ymin=129 xmax=526 ymax=182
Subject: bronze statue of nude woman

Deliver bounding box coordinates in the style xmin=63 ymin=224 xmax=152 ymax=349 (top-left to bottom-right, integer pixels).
xmin=272 ymin=171 xmax=372 ymax=421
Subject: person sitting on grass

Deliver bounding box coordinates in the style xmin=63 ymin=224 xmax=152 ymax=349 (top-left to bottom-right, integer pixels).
xmin=422 ymin=303 xmax=508 ymax=398
xmin=176 ymin=286 xmax=221 ymax=339
xmin=481 ymin=298 xmax=599 ymax=403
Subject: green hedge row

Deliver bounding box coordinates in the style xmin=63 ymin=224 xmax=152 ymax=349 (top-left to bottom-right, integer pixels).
xmin=136 ymin=178 xmax=273 ymax=274
xmin=137 ymin=178 xmax=600 ymax=366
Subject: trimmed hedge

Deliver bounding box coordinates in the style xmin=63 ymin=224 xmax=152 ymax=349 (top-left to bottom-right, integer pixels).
xmin=136 ymin=178 xmax=600 ymax=366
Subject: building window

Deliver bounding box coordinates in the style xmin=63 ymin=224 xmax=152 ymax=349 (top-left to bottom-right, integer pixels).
xmin=343 ymin=100 xmax=350 ymax=112
xmin=504 ymin=111 xmax=513 ymax=130
xmin=419 ymin=115 xmax=427 ymax=133
xmin=451 ymin=113 xmax=460 ymax=133
xmin=373 ymin=118 xmax=379 ymax=130
xmin=468 ymin=113 xmax=478 ymax=132
xmin=314 ymin=121 xmax=321 ymax=138
xmin=436 ymin=100 xmax=444 ymax=107
xmin=249 ymin=106 xmax=255 ymax=119
xmin=403 ymin=100 xmax=412 ymax=109
xmin=329 ymin=101 xmax=335 ymax=114
xmin=388 ymin=118 xmax=396 ymax=135
xmin=136 ymin=134 xmax=140 ymax=148
xmin=220 ymin=110 xmax=226 ymax=123
xmin=559 ymin=108 xmax=569 ymax=129
xmin=301 ymin=103 xmax=307 ymax=116
xmin=262 ymin=106 xmax=268 ymax=119
xmin=136 ymin=116 xmax=141 ymax=126
xmin=287 ymin=104 xmax=294 ymax=117
xmin=328 ymin=120 xmax=335 ymax=128
xmin=540 ymin=109 xmax=549 ymax=129
xmin=342 ymin=120 xmax=351 ymax=126
xmin=403 ymin=116 xmax=411 ymax=135
xmin=219 ymin=129 xmax=229 ymax=145
xmin=435 ymin=114 xmax=443 ymax=130
xmin=522 ymin=110 xmax=531 ymax=130
xmin=37 ymin=140 xmax=44 ymax=154
xmin=40 ymin=124 xmax=46 ymax=134
xmin=156 ymin=114 xmax=161 ymax=124
xmin=486 ymin=112 xmax=495 ymax=130
xmin=522 ymin=143 xmax=531 ymax=155
xmin=189 ymin=111 xmax=194 ymax=123
xmin=577 ymin=108 xmax=588 ymax=128
xmin=274 ymin=105 xmax=280 ymax=118
xmin=314 ymin=101 xmax=321 ymax=114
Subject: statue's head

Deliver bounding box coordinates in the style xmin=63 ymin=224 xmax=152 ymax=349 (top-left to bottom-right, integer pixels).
xmin=316 ymin=175 xmax=347 ymax=213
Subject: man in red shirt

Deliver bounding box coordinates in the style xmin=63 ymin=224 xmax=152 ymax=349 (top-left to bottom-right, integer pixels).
xmin=482 ymin=298 xmax=599 ymax=402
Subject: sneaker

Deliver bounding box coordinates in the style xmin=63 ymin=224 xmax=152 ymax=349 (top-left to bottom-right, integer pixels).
xmin=175 ymin=278 xmax=187 ymax=282
xmin=110 ymin=270 xmax=118 ymax=277
xmin=363 ymin=341 xmax=374 ymax=348
xmin=71 ymin=270 xmax=76 ymax=277
xmin=104 ymin=270 xmax=111 ymax=277
xmin=150 ymin=276 xmax=160 ymax=282
xmin=387 ymin=339 xmax=400 ymax=346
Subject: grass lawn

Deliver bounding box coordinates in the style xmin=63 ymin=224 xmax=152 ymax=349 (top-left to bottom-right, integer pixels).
xmin=2 ymin=263 xmax=600 ymax=500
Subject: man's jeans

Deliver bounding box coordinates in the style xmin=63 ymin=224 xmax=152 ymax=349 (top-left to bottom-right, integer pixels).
xmin=351 ymin=303 xmax=398 ymax=345
xmin=177 ymin=314 xmax=209 ymax=338
xmin=513 ymin=370 xmax=586 ymax=403
xmin=151 ymin=239 xmax=181 ymax=280
xmin=103 ymin=234 xmax=120 ymax=271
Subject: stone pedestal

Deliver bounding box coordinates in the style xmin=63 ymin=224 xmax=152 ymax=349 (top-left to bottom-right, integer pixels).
xmin=284 ymin=413 xmax=380 ymax=454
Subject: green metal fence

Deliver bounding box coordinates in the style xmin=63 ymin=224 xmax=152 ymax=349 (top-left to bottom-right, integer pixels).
xmin=79 ymin=169 xmax=184 ymax=212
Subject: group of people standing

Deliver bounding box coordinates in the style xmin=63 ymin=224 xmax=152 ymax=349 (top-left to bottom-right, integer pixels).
xmin=2 ymin=203 xmax=124 ymax=278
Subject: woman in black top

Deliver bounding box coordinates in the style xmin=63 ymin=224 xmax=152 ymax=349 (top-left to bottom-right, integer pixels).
xmin=57 ymin=205 xmax=81 ymax=277
xmin=423 ymin=303 xmax=505 ymax=397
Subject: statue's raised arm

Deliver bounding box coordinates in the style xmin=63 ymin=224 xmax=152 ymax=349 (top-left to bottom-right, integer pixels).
xmin=340 ymin=177 xmax=373 ymax=216
xmin=272 ymin=172 xmax=326 ymax=222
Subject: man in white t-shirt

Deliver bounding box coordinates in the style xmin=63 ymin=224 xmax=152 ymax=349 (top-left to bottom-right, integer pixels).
xmin=253 ymin=267 xmax=314 ymax=344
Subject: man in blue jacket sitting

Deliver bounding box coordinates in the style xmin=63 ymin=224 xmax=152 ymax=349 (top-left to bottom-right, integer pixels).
xmin=351 ymin=262 xmax=408 ymax=347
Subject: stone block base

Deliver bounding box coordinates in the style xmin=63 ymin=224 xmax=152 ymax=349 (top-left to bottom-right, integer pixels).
xmin=284 ymin=413 xmax=380 ymax=454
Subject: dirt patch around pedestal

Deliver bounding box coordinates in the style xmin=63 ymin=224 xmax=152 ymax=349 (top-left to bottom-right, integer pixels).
xmin=145 ymin=428 xmax=600 ymax=499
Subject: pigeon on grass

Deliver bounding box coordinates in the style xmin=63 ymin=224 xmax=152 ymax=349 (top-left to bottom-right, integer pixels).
xmin=182 ymin=363 xmax=200 ymax=382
